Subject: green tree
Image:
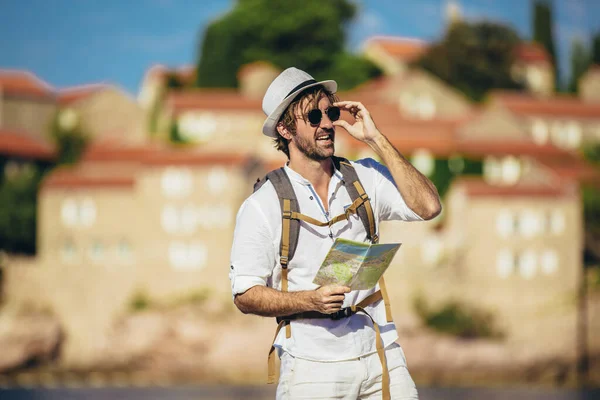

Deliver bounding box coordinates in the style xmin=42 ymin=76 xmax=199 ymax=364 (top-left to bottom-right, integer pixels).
xmin=568 ymin=39 xmax=591 ymax=93
xmin=592 ymin=32 xmax=600 ymax=64
xmin=414 ymin=21 xmax=524 ymax=102
xmin=0 ymin=164 xmax=45 ymax=255
xmin=195 ymin=0 xmax=380 ymax=90
xmin=533 ymin=0 xmax=559 ymax=89
xmin=49 ymin=111 xmax=89 ymax=165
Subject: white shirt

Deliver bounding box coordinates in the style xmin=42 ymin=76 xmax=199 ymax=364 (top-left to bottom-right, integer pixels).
xmin=229 ymin=158 xmax=422 ymax=361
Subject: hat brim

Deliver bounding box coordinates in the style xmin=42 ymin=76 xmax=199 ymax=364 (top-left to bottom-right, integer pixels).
xmin=262 ymin=80 xmax=337 ymax=138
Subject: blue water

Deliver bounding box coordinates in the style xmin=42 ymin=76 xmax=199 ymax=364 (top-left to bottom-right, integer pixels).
xmin=0 ymin=386 xmax=599 ymax=400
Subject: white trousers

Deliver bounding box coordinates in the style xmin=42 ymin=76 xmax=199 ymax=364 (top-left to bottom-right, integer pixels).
xmin=276 ymin=342 xmax=419 ymax=399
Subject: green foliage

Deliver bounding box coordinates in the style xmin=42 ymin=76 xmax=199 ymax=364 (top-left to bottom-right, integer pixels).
xmin=414 ymin=21 xmax=524 ymax=102
xmin=129 ymin=290 xmax=152 ymax=312
xmin=169 ymin=121 xmax=185 ymax=143
xmin=128 ymin=287 xmax=213 ymax=313
xmin=196 ymin=0 xmax=380 ymax=90
xmin=414 ymin=294 xmax=503 ymax=339
xmin=165 ymin=72 xmax=186 ymax=90
xmin=568 ymin=39 xmax=591 ymax=93
xmin=0 ymin=163 xmax=45 ymax=255
xmin=593 ymin=32 xmax=600 ymax=65
xmin=533 ymin=0 xmax=559 ymax=88
xmin=49 ymin=112 xmax=89 ymax=165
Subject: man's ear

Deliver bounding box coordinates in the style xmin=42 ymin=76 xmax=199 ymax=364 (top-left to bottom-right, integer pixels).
xmin=276 ymin=123 xmax=292 ymax=140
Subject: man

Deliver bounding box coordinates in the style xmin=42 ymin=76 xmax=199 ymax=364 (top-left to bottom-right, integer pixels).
xmin=229 ymin=67 xmax=441 ymax=399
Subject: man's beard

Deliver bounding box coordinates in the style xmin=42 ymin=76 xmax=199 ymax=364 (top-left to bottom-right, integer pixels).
xmin=292 ymin=132 xmax=335 ymax=161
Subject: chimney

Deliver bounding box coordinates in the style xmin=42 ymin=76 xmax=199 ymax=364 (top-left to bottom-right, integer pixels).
xmin=237 ymin=61 xmax=281 ymax=99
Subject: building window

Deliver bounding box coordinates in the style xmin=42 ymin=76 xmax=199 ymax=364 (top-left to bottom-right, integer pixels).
xmin=483 ymin=156 xmax=502 ymax=184
xmin=565 ymin=121 xmax=582 ymax=149
xmin=501 ymin=156 xmax=521 ymax=185
xmin=117 ymin=240 xmax=133 ymax=263
xmin=80 ymin=198 xmax=97 ymax=227
xmin=61 ymin=198 xmax=96 ymax=228
xmin=61 ymin=198 xmax=79 ymax=227
xmin=61 ymin=240 xmax=77 ymax=263
xmin=197 ymin=205 xmax=232 ymax=230
xmin=411 ymin=149 xmax=435 ymax=177
xmin=417 ymin=94 xmax=436 ymax=120
xmin=548 ymin=210 xmax=566 ymax=235
xmin=89 ymin=241 xmax=105 ymax=263
xmin=540 ymin=250 xmax=558 ymax=275
xmin=496 ymin=209 xmax=515 ymax=239
xmin=161 ymin=167 xmax=193 ymax=198
xmin=399 ymin=92 xmax=437 ymax=120
xmin=180 ymin=204 xmax=197 ymax=234
xmin=517 ymin=209 xmax=541 ymax=238
xmin=496 ymin=249 xmax=515 ymax=279
xmin=517 ymin=250 xmax=536 ymax=279
xmin=169 ymin=241 xmax=207 ymax=270
xmin=207 ymin=167 xmax=229 ymax=195
xmin=177 ymin=112 xmax=217 ymax=142
xmin=531 ymin=119 xmax=549 ymax=145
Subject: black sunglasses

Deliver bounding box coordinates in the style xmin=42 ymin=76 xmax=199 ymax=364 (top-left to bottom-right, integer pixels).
xmin=306 ymin=106 xmax=341 ymax=126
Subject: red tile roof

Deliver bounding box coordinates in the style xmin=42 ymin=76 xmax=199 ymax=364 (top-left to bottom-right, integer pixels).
xmin=0 ymin=130 xmax=56 ymax=160
xmin=57 ymin=84 xmax=108 ymax=105
xmin=489 ymin=90 xmax=600 ymax=118
xmin=514 ymin=43 xmax=551 ymax=63
xmin=366 ymin=36 xmax=428 ymax=62
xmin=143 ymin=150 xmax=252 ymax=167
xmin=453 ymin=177 xmax=572 ymax=198
xmin=43 ymin=173 xmax=136 ymax=189
xmin=167 ymin=90 xmax=262 ymax=112
xmin=0 ymin=70 xmax=54 ymax=98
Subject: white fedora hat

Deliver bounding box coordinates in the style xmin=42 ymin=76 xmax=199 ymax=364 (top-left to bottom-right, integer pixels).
xmin=262 ymin=67 xmax=337 ymax=138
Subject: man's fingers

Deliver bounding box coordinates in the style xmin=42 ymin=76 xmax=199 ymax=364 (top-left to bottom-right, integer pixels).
xmin=327 ymin=295 xmax=346 ymax=303
xmin=333 ymin=119 xmax=351 ymax=130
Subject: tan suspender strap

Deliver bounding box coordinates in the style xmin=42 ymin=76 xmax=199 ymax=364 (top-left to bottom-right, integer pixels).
xmin=281 ymin=268 xmax=291 ymax=338
xmin=267 ymin=319 xmax=286 ymax=384
xmin=281 ymin=200 xmax=292 ymax=338
xmin=352 ymin=306 xmax=391 ymax=400
xmin=356 ymin=290 xmax=383 ymax=308
xmin=378 ymin=277 xmax=393 ymax=323
xmin=281 ymin=199 xmax=292 ymax=266
xmin=289 ymin=195 xmax=367 ymax=228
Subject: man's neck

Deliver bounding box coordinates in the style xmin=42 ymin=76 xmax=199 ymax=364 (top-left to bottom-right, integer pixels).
xmin=287 ymin=155 xmax=334 ymax=188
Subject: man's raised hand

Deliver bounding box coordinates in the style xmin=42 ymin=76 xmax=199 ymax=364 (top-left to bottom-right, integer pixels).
xmin=333 ymin=101 xmax=381 ymax=143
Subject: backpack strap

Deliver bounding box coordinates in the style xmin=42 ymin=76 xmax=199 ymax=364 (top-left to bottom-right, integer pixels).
xmin=333 ymin=156 xmax=393 ymax=323
xmin=255 ymin=168 xmax=297 ymax=339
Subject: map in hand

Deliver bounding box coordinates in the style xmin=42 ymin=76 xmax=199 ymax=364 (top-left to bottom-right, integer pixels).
xmin=313 ymin=238 xmax=401 ymax=290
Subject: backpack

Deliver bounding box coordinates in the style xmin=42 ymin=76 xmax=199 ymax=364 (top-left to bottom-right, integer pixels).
xmin=255 ymin=156 xmax=394 ymax=398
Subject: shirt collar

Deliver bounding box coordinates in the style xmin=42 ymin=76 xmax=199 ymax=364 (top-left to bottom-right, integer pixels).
xmin=283 ymin=158 xmax=344 ymax=186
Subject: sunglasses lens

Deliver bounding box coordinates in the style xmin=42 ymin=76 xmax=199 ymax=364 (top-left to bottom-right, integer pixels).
xmin=327 ymin=106 xmax=340 ymax=122
xmin=307 ymin=109 xmax=322 ymax=125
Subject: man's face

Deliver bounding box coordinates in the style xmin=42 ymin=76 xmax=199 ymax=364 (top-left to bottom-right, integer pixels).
xmin=290 ymin=95 xmax=336 ymax=161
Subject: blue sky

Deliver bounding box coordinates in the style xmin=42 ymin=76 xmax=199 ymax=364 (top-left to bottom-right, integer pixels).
xmin=0 ymin=0 xmax=598 ymax=94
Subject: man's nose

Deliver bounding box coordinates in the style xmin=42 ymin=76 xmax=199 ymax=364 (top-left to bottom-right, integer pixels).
xmin=320 ymin=112 xmax=334 ymax=129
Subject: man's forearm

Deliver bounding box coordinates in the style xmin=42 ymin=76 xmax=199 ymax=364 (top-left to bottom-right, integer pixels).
xmin=234 ymin=285 xmax=314 ymax=317
xmin=366 ymin=132 xmax=441 ymax=220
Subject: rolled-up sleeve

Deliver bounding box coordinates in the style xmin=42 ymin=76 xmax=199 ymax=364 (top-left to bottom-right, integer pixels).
xmin=229 ymin=197 xmax=276 ymax=298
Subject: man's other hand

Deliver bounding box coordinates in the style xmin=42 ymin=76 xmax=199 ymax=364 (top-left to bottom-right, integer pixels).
xmin=310 ymin=285 xmax=352 ymax=314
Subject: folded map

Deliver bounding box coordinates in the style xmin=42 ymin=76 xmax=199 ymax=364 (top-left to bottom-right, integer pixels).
xmin=312 ymin=238 xmax=401 ymax=290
